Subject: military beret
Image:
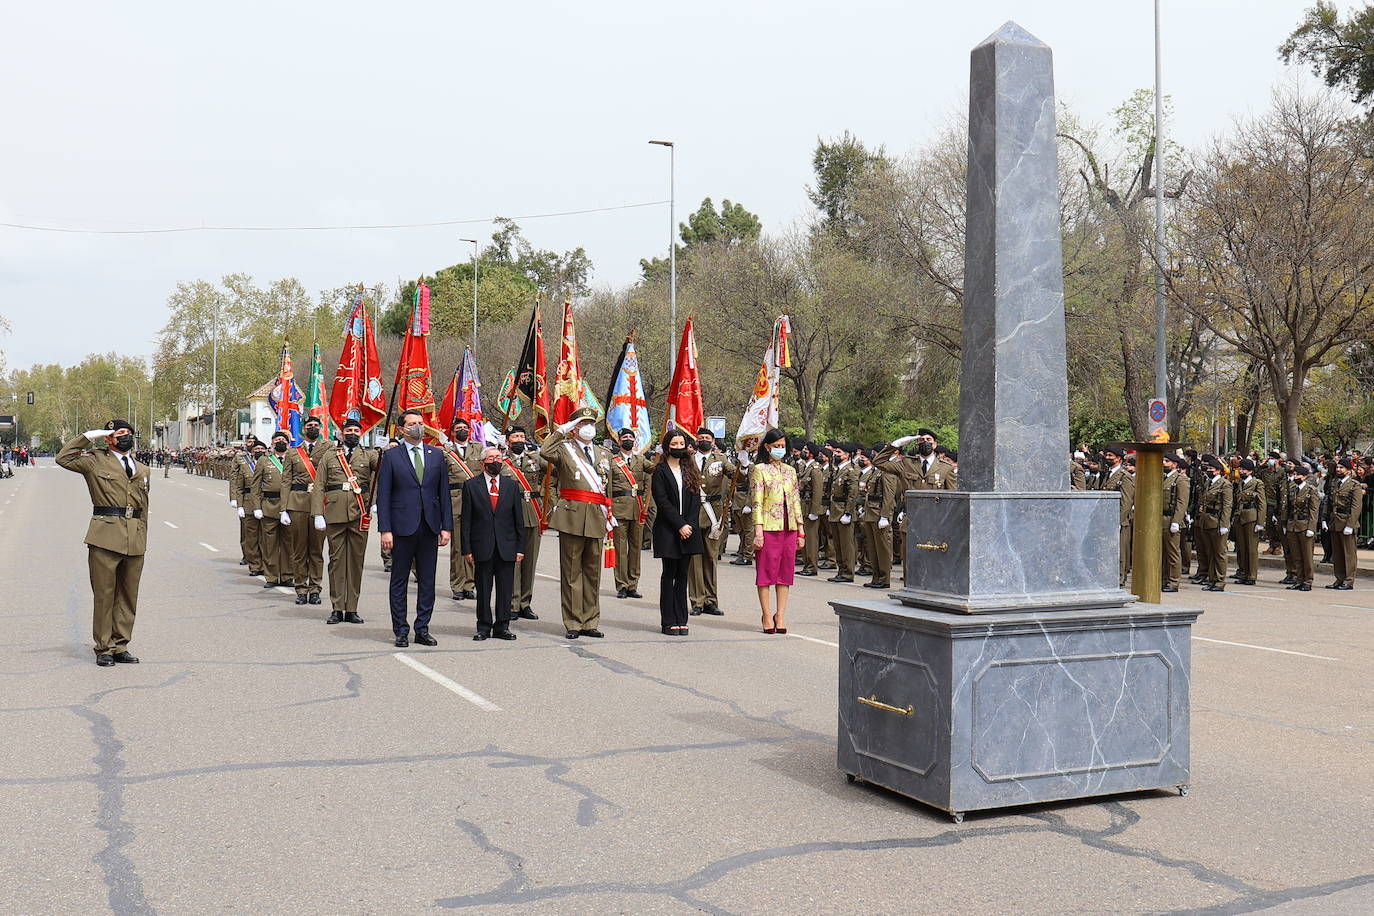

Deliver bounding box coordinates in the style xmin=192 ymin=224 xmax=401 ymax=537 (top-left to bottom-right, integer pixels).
xmin=947 ymin=450 xmax=959 ymax=462
xmin=1162 ymin=451 xmax=1180 ymax=465
xmin=618 ymin=428 xmax=632 ymax=436
xmin=271 ymin=430 xmax=290 ymax=441
xmin=1268 ymin=451 xmax=1281 ymax=460
xmin=697 ymin=426 xmax=715 ymax=438
xmin=341 ymin=418 xmax=363 ymax=431
xmin=1340 ymin=457 xmax=1356 ymax=470
xmin=1239 ymin=458 xmax=1256 ymax=471
xmin=106 ymin=419 xmax=136 ymax=436
xmin=303 ymin=415 xmax=322 ymax=426
xmin=1103 ymin=445 xmax=1125 ymax=458
xmin=917 ymin=428 xmax=937 ymax=438
xmin=1292 ymin=462 xmax=1309 ymax=476
xmin=1204 ymin=456 xmax=1224 ymax=471
xmin=451 ymin=417 xmax=470 ymax=427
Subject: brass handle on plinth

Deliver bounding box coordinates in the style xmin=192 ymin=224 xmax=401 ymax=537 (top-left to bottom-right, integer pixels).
xmin=915 ymin=541 xmax=948 ymax=552
xmin=857 ymin=695 xmax=914 ymax=716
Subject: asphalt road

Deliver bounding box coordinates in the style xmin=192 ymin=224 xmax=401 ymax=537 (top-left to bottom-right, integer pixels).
xmin=3 ymin=462 xmax=1372 ymax=915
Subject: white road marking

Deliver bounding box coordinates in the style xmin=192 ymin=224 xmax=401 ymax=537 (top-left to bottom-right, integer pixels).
xmin=163 ymin=521 xmax=178 ymax=528
xmin=789 ymin=633 xmax=839 ymax=648
xmin=1191 ymin=636 xmax=1338 ymax=661
xmin=394 ymin=653 xmax=501 ymax=711
xmin=276 ymin=586 xmax=294 ymax=595
xmin=199 ymin=542 xmax=219 ymax=552
xmin=1332 ymin=604 xmax=1374 ymax=611
xmin=1208 ymin=590 xmax=1284 ymax=602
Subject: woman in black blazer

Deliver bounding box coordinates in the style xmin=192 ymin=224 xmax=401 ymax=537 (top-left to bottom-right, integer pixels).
xmin=651 ymin=428 xmax=704 ymax=636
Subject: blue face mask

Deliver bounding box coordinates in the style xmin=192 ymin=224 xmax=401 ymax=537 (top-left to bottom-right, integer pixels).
xmin=769 ymin=447 xmax=787 ymax=460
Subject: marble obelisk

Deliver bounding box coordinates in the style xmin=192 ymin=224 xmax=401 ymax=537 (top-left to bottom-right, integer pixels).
xmin=832 ymin=23 xmax=1199 ymax=821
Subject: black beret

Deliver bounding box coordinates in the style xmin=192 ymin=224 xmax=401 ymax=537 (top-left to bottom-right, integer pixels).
xmin=917 ymin=428 xmax=937 ymax=438
xmin=1104 ymin=445 xmax=1125 ymax=458
xmin=341 ymin=418 xmax=363 ymax=430
xmin=1268 ymin=451 xmax=1281 ymax=459
xmin=271 ymin=430 xmax=290 ymax=441
xmin=618 ymin=428 xmax=632 ymax=436
xmin=1239 ymin=458 xmax=1256 ymax=471
xmin=303 ymin=415 xmax=322 ymax=426
xmin=1204 ymin=456 xmax=1224 ymax=471
xmin=106 ymin=419 xmax=136 ymax=435
xmin=696 ymin=426 xmax=713 ymax=437
xmin=1340 ymin=457 xmax=1356 ymax=470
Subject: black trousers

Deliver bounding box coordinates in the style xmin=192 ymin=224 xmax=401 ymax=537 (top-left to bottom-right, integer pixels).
xmin=474 ymin=557 xmax=515 ymax=635
xmin=659 ymin=556 xmax=691 ymax=628
xmin=388 ymin=523 xmax=439 ymax=637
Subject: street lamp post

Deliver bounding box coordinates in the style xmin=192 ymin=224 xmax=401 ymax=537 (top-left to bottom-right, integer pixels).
xmin=460 ymin=238 xmax=480 ymax=357
xmin=648 ymin=139 xmax=676 ymax=379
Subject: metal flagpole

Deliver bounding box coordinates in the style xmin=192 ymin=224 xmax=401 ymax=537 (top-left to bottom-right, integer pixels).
xmin=1153 ymin=0 xmax=1168 ymax=407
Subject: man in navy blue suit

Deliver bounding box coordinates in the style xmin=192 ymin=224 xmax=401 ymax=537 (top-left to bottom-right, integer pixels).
xmin=376 ymin=410 xmax=454 ymax=647
xmin=461 ymin=446 xmax=526 ymax=640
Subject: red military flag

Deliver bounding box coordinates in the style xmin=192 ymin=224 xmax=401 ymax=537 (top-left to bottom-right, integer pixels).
xmin=437 ymin=348 xmax=486 ymax=446
xmin=329 ymin=289 xmax=386 ymax=433
xmin=665 ymin=316 xmax=704 ymax=435
xmin=551 ymin=299 xmax=595 ymax=425
xmin=390 ymin=281 xmax=438 ymax=437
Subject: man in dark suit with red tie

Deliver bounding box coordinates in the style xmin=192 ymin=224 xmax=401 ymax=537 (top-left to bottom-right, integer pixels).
xmin=461 ymin=446 xmax=526 ymax=640
xmin=376 ymin=410 xmax=454 ymax=648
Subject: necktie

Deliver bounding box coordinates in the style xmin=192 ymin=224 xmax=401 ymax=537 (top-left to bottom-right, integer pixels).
xmin=923 ymin=459 xmax=930 ymax=477
xmin=490 ymin=476 xmax=500 ymax=511
xmin=412 ymin=446 xmax=424 ymax=483
xmin=584 ymin=446 xmax=594 ymax=465
xmin=122 ymin=456 xmax=133 ymax=479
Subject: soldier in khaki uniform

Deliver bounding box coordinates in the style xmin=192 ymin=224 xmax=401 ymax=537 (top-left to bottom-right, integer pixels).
xmin=1196 ymin=456 xmax=1234 ymax=591
xmin=689 ymin=428 xmax=735 ymax=616
xmin=58 ymin=421 xmax=150 ymax=666
xmin=824 ymin=443 xmax=860 ymax=583
xmin=541 ymin=407 xmax=613 ymax=638
xmin=857 ymin=449 xmax=896 ymax=589
xmin=1230 ymin=459 xmax=1266 ymax=586
xmin=444 ymin=418 xmax=483 ymax=600
xmin=1284 ymin=463 xmax=1319 ymax=591
xmin=609 ymin=427 xmax=650 ymax=599
xmin=797 ymin=442 xmax=825 ymax=577
xmin=311 ymin=417 xmax=379 ymax=624
xmin=728 ymin=456 xmax=755 ymax=567
xmin=1256 ymin=452 xmax=1285 ymax=554
xmin=817 ymin=447 xmax=836 ymax=570
xmin=875 ymin=430 xmax=958 ymax=584
xmin=1161 ymin=452 xmax=1190 ymax=592
xmin=229 ymin=438 xmax=263 ymax=576
xmin=503 ymin=428 xmax=545 ymax=620
xmin=252 ymin=431 xmax=301 ymax=588
xmin=1101 ymin=446 xmax=1135 ymax=588
xmin=1326 ymin=458 xmax=1364 ymax=590
xmin=280 ymin=430 xmax=318 ymax=604
xmin=297 ymin=416 xmax=334 ymax=605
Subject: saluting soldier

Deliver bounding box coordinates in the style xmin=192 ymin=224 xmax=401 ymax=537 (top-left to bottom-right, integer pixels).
xmin=1196 ymin=456 xmax=1234 ymax=591
xmin=1285 ymin=463 xmax=1319 ymax=591
xmin=444 ymin=418 xmax=483 ymax=601
xmin=503 ymin=427 xmax=545 ymax=621
xmin=690 ymin=427 xmax=735 ymax=616
xmin=857 ymin=448 xmax=896 ymax=589
xmin=825 ymin=443 xmax=860 ymax=583
xmin=311 ymin=417 xmax=379 ymax=624
xmin=58 ymin=420 xmax=151 ymax=667
xmin=229 ymin=438 xmax=263 ymax=576
xmin=1070 ymin=455 xmax=1087 ymax=490
xmin=1231 ymin=459 xmax=1266 ymax=586
xmin=296 ymin=416 xmax=334 ymax=605
xmin=874 ymin=429 xmax=957 ymax=584
xmin=1327 ymin=458 xmax=1364 ymax=590
xmin=609 ymin=427 xmax=650 ymax=599
xmin=797 ymin=442 xmax=825 ymax=577
xmin=1161 ymin=452 xmax=1190 ymax=592
xmin=252 ymin=431 xmax=301 ymax=589
xmin=1101 ymin=447 xmax=1135 ymax=588
xmin=541 ymin=407 xmax=613 ymax=638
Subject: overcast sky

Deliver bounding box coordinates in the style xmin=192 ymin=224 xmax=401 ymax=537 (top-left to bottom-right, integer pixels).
xmin=0 ymin=1 xmax=1319 ymax=370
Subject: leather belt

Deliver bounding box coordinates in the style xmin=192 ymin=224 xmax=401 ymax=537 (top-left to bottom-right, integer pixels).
xmin=92 ymin=506 xmax=142 ymax=519
xmin=240 ymin=487 xmax=251 ymax=494
xmin=611 ymin=489 xmax=631 ymax=498
xmin=449 ymin=482 xmax=463 ymax=491
xmin=289 ymin=483 xmax=309 ymax=492
xmin=325 ymin=484 xmax=346 ymax=492
xmin=261 ymin=490 xmax=281 ymax=499
xmin=705 ymin=494 xmax=722 ymax=503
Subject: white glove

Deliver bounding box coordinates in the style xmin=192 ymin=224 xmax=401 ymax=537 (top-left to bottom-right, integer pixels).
xmin=807 ymin=513 xmax=819 ymax=521
xmin=1185 ymin=514 xmax=1193 ymax=525
xmin=1218 ymin=527 xmax=1228 ymax=536
xmin=229 ymin=499 xmax=238 ymax=508
xmin=1344 ymin=526 xmax=1354 ymax=536
xmin=840 ymin=514 xmax=852 ymax=525
xmin=1322 ymin=521 xmax=1329 ymax=531
xmin=557 ymin=418 xmax=580 ymax=435
xmin=741 ymin=506 xmax=752 ymax=515
xmin=878 ymin=517 xmax=890 ymax=529
xmin=253 ymin=509 xmax=263 ymax=519
xmin=370 ymin=504 xmax=377 ymax=515
xmin=314 ymin=515 xmax=326 ymax=531
xmin=892 ymin=435 xmax=916 ymax=448
xmin=237 ymin=507 xmax=246 ymax=519
xmin=1169 ymin=522 xmax=1179 ymax=534
xmin=280 ymin=511 xmax=292 ymax=526
xmin=1306 ymin=529 xmax=1314 ymax=538
xmin=897 ymin=511 xmax=906 ymax=524
xmin=83 ymin=428 xmax=113 ymax=441
xmin=1255 ymin=524 xmax=1264 ymax=533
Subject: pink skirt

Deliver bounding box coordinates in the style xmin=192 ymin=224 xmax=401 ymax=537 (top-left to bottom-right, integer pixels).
xmin=755 ymin=529 xmax=797 ymax=586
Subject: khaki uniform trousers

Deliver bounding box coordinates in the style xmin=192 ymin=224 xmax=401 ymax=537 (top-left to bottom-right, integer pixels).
xmin=305 ymin=524 xmax=326 ymax=595
xmin=515 ymin=526 xmax=541 ymax=613
xmin=801 ymin=515 xmax=821 ymax=574
xmin=1118 ymin=524 xmax=1132 ymax=586
xmin=559 ymin=532 xmax=603 ymax=630
xmin=258 ymin=506 xmax=283 ymax=583
xmin=88 ymin=545 xmax=143 ymax=655
xmin=1282 ymin=528 xmax=1299 ymax=578
xmin=1163 ymin=528 xmax=1181 ymax=588
xmin=449 ymin=499 xmax=474 ymax=595
xmin=1202 ymin=527 xmax=1227 ymax=584
xmin=831 ymin=520 xmax=856 ymax=576
xmin=612 ymin=517 xmax=643 ymax=591
xmin=689 ymin=534 xmax=724 ymax=608
xmin=1333 ymin=530 xmax=1358 ymax=586
xmin=1288 ymin=529 xmax=1315 ymax=585
xmin=1235 ymin=525 xmax=1260 ymax=580
xmin=283 ymin=518 xmax=309 ymax=594
xmin=733 ymin=508 xmax=755 ymax=558
xmin=241 ymin=514 xmax=262 ymax=573
xmin=1180 ymin=530 xmax=1192 ymax=575
xmin=325 ymin=522 xmax=368 ymax=613
xmin=861 ymin=520 xmax=893 ymax=587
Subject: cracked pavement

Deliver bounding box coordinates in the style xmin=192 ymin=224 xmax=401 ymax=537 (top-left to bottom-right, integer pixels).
xmin=3 ymin=463 xmax=1372 ymax=914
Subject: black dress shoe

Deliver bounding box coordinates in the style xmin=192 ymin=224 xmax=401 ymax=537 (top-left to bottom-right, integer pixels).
xmin=702 ymin=604 xmax=723 ymax=616
xmin=829 ymin=575 xmax=854 ymax=583
xmin=1298 ymin=583 xmax=1312 ymax=591
xmin=1281 ymin=576 xmax=1296 ymax=584
xmin=662 ymin=626 xmax=673 ymax=635
xmin=564 ymin=631 xmax=580 ymax=639
xmin=1161 ymin=585 xmax=1179 ymax=593
xmin=343 ymin=612 xmax=364 ymax=624
xmin=492 ymin=630 xmax=516 ymax=640
xmin=96 ymin=654 xmax=114 ymax=667
xmin=1240 ymin=579 xmax=1256 ymax=586
xmin=689 ymin=607 xmax=703 ymax=616
xmin=264 ymin=581 xmax=278 ymax=589
xmin=798 ymin=570 xmax=818 ymax=577
xmin=581 ymin=628 xmax=605 ymax=638
xmin=308 ymin=593 xmax=321 ymax=605
xmin=394 ymin=635 xmax=409 ymax=648
xmin=326 ymin=610 xmax=344 ymax=625
xmin=414 ymin=632 xmax=438 ymax=646
xmin=462 ymin=590 xmax=477 ymax=600
xmin=1338 ymin=583 xmax=1354 ymax=590
xmin=473 ymin=632 xmax=489 ymax=641
xmin=1325 ymin=583 xmax=1342 ymax=589
xmin=730 ymin=557 xmax=751 ymax=566
xmin=295 ymin=595 xmax=308 ymax=605
xmin=516 ymin=608 xmax=538 ymax=620
xmin=616 ymin=587 xmax=628 ymax=599
xmin=111 ymin=651 xmax=139 ymax=664
xmin=627 ymin=590 xmax=642 ymax=599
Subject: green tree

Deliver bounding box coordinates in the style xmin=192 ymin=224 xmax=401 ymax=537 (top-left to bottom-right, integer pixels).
xmin=1281 ymin=3 xmax=1374 ymax=109
xmin=383 ymin=264 xmax=538 ymax=338
xmin=640 ymin=198 xmax=762 ymax=281
xmin=807 ymin=131 xmax=881 ymax=237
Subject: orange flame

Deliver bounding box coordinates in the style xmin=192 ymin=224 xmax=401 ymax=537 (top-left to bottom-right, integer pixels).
xmin=1149 ymin=428 xmax=1170 ymax=444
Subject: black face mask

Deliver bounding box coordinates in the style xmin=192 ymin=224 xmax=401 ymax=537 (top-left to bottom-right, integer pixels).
xmin=252 ymin=451 xmax=267 ymax=461
xmin=114 ymin=435 xmax=134 ymax=452
xmin=454 ymin=429 xmax=470 ymax=442
xmin=697 ymin=440 xmax=714 ymax=452
xmin=509 ymin=441 xmax=526 ymax=455
xmin=669 ymin=447 xmax=689 ymax=460
xmin=483 ymin=461 xmax=504 ymax=476
xmin=916 ymin=441 xmax=934 ymax=457
xmin=274 ymin=442 xmax=288 ymax=453
xmin=304 ymin=427 xmax=320 ymax=441
xmin=343 ymin=435 xmax=360 ymax=448
xmin=620 ymin=439 xmax=635 ymax=451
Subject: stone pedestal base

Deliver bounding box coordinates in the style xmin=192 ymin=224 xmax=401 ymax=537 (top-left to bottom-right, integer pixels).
xmin=833 ymin=598 xmax=1199 ymax=820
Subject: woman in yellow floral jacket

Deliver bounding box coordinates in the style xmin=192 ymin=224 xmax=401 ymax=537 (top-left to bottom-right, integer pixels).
xmin=750 ymin=428 xmax=805 ymax=633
